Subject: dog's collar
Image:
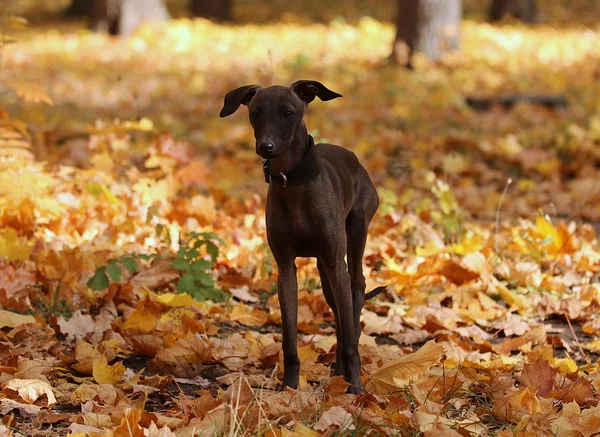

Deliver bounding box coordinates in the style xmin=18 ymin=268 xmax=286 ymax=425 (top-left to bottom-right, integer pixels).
xmin=262 ymin=135 xmax=320 ymax=187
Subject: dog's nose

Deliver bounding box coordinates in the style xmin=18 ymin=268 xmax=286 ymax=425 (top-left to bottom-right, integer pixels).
xmin=258 ymin=141 xmax=274 ymax=153
xmin=257 ymin=141 xmax=275 ymax=154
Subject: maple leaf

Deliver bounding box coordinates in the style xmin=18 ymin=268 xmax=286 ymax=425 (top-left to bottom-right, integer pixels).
xmin=365 ymin=340 xmax=445 ymax=394
xmin=113 ymin=409 xmax=145 ymax=437
xmin=313 ymin=406 xmax=355 ymax=432
xmin=521 ymin=358 xmax=557 ymax=397
xmin=4 ymin=378 xmax=56 ymax=406
xmin=93 ymin=355 xmax=126 ymax=385
xmin=0 ymin=227 xmax=33 ymax=261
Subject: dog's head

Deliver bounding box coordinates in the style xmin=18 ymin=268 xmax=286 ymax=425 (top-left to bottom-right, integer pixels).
xmin=219 ymin=81 xmax=341 ymax=158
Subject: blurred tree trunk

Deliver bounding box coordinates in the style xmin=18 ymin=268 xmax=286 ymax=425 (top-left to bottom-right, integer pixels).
xmin=489 ymin=0 xmax=540 ymax=23
xmin=391 ymin=0 xmax=461 ymax=68
xmin=64 ymin=0 xmax=90 ymax=18
xmin=190 ymin=0 xmax=233 ymax=21
xmin=90 ymin=0 xmax=170 ymax=36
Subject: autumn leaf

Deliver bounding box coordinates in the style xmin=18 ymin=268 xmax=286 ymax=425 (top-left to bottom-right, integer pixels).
xmin=313 ymin=406 xmax=355 ymax=432
xmin=113 ymin=409 xmax=145 ymax=437
xmin=7 ymin=80 xmax=54 ymax=106
xmin=93 ymin=355 xmax=125 ymax=385
xmin=0 ymin=227 xmax=33 ymax=261
xmin=4 ymin=378 xmax=56 ymax=406
xmin=521 ymin=358 xmax=557 ymax=397
xmin=0 ymin=309 xmax=36 ymax=329
xmin=365 ymin=340 xmax=445 ymax=394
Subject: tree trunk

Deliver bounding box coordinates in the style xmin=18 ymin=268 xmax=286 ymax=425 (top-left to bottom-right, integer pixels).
xmin=64 ymin=0 xmax=91 ymax=18
xmin=90 ymin=0 xmax=170 ymax=36
xmin=190 ymin=0 xmax=233 ymax=22
xmin=120 ymin=0 xmax=170 ymax=36
xmin=489 ymin=0 xmax=540 ymax=23
xmin=391 ymin=0 xmax=461 ymax=67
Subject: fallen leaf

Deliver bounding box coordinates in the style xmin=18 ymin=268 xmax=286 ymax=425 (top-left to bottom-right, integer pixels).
xmin=4 ymin=378 xmax=56 ymax=406
xmin=0 ymin=309 xmax=35 ymax=329
xmin=313 ymin=406 xmax=355 ymax=432
xmin=365 ymin=340 xmax=445 ymax=394
xmin=93 ymin=355 xmax=125 ymax=385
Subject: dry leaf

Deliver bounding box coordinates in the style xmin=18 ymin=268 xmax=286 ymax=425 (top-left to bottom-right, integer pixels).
xmin=365 ymin=340 xmax=445 ymax=394
xmin=4 ymin=378 xmax=56 ymax=406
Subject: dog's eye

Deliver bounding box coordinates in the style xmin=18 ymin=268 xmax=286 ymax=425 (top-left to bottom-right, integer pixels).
xmin=283 ymin=110 xmax=294 ymax=118
xmin=250 ymin=111 xmax=260 ymax=119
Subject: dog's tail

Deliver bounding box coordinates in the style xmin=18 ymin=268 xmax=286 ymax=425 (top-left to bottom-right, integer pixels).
xmin=365 ymin=285 xmax=387 ymax=300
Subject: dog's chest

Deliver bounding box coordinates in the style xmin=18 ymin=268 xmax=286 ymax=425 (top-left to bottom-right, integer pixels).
xmin=286 ymin=204 xmax=321 ymax=256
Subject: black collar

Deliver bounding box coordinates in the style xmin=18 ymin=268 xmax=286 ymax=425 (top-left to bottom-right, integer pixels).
xmin=262 ymin=135 xmax=320 ymax=187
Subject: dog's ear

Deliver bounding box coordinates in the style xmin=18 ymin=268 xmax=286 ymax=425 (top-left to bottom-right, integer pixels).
xmin=220 ymin=85 xmax=263 ymax=117
xmin=291 ymin=80 xmax=342 ymax=104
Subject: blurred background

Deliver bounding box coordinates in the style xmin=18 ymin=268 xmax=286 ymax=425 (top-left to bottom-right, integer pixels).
xmin=1 ymin=0 xmax=600 ymax=228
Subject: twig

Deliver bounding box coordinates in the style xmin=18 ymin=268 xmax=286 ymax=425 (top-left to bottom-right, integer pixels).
xmin=565 ymin=314 xmax=590 ymax=365
xmin=494 ymin=178 xmax=512 ymax=254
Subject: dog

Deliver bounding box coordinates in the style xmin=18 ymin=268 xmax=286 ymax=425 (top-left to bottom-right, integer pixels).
xmin=220 ymin=80 xmax=385 ymax=393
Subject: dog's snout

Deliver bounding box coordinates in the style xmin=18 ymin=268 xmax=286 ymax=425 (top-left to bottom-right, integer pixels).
xmin=257 ymin=141 xmax=275 ymax=154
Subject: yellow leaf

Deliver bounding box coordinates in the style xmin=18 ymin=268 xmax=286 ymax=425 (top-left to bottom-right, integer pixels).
xmin=365 ymin=340 xmax=445 ymax=394
xmin=8 ymin=80 xmax=54 ymax=106
xmin=229 ymin=304 xmax=268 ymax=327
xmin=552 ymin=354 xmax=578 ymax=374
xmin=90 ymin=152 xmax=114 ymax=173
xmin=156 ymin=293 xmax=199 ymax=307
xmin=448 ymin=234 xmax=484 ymax=255
xmin=298 ymin=345 xmax=319 ymax=364
xmin=534 ymin=158 xmax=560 ymax=176
xmin=4 ymin=378 xmax=56 ymax=406
xmin=494 ymin=280 xmax=532 ymax=313
xmin=415 ymin=241 xmax=445 ymax=257
xmin=0 ymin=309 xmax=36 ymax=329
xmin=0 ymin=227 xmax=33 ymax=261
xmin=284 ymin=424 xmax=320 ymax=437
xmin=114 ymin=409 xmax=145 ymax=437
xmin=93 ymin=355 xmax=125 ymax=385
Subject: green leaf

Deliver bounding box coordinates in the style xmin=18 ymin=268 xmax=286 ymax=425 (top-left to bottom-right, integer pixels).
xmin=87 ymin=268 xmax=109 ymax=291
xmin=106 ymin=262 xmax=122 ymax=282
xmin=190 ymin=259 xmax=211 ymax=272
xmin=121 ymin=257 xmax=138 ymax=273
xmin=185 ymin=287 xmax=229 ymax=302
xmin=195 ymin=271 xmax=214 ymax=287
xmin=172 ymin=258 xmax=191 ymax=271
xmin=205 ymin=241 xmax=219 ymax=263
xmin=146 ymin=205 xmax=160 ymax=223
xmin=177 ymin=272 xmax=195 ymax=293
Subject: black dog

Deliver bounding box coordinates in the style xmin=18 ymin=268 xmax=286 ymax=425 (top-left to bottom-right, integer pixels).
xmin=220 ymin=81 xmax=385 ymax=393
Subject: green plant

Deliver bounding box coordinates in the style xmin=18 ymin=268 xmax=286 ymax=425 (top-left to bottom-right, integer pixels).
xmin=173 ymin=231 xmax=228 ymax=302
xmin=87 ymin=231 xmax=229 ymax=302
xmin=34 ymin=282 xmax=72 ymax=319
xmin=87 ymin=253 xmax=154 ymax=291
xmin=428 ymin=174 xmax=466 ymax=244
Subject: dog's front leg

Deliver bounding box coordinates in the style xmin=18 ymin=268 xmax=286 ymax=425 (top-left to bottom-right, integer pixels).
xmin=276 ymin=259 xmax=300 ymax=389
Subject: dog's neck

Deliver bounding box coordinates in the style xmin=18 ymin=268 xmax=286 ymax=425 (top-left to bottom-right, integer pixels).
xmin=262 ymin=125 xmax=321 ymax=187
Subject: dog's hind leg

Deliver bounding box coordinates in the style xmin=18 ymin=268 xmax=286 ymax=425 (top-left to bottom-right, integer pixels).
xmin=317 ymin=258 xmax=344 ymax=376
xmin=346 ymin=210 xmax=370 ymax=340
